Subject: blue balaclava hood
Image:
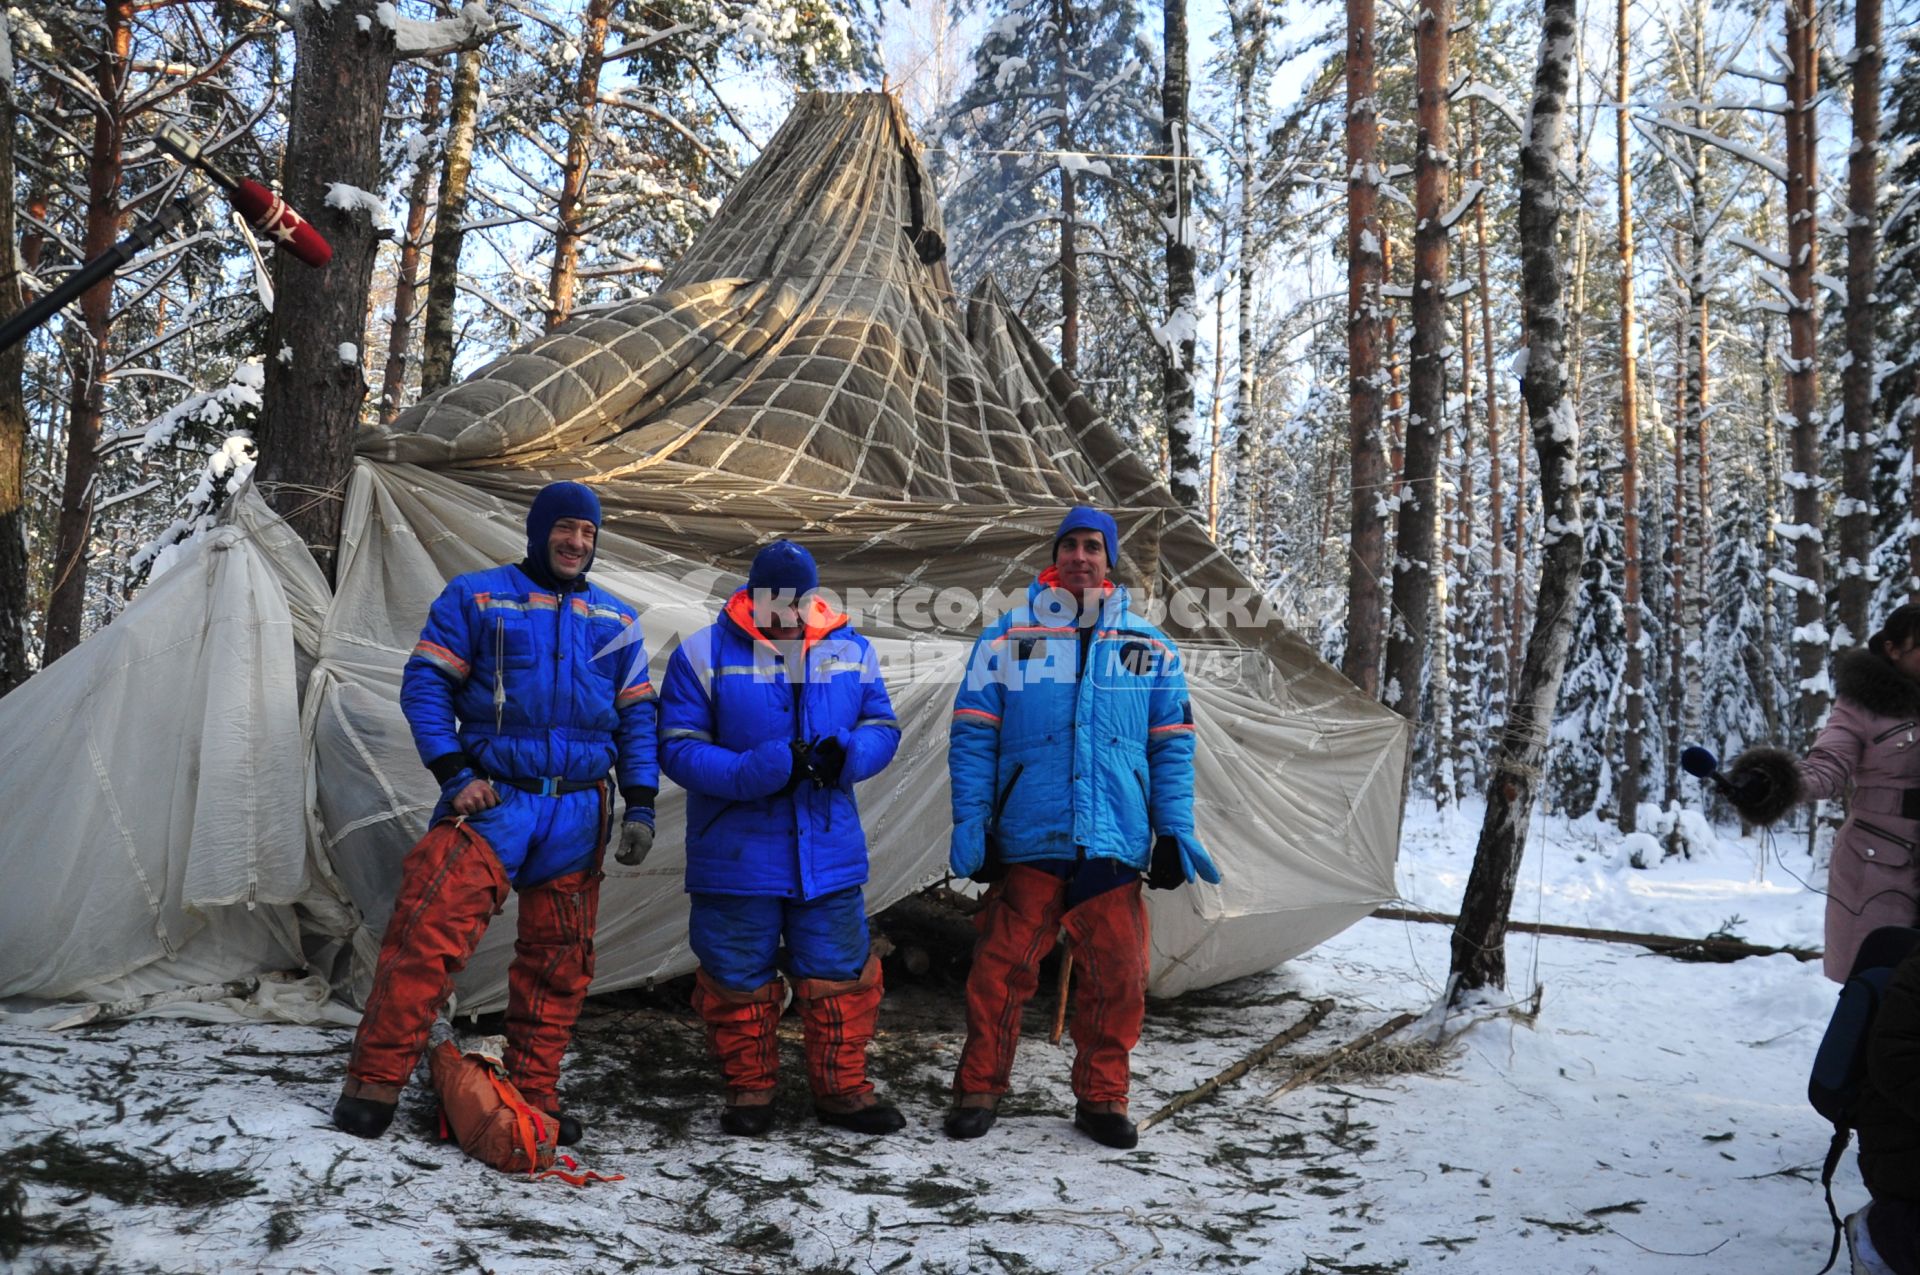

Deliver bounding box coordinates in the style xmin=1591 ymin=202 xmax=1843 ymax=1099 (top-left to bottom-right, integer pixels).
xmin=526 ymin=481 xmax=603 ymax=581
xmin=746 ymin=540 xmax=819 ymax=598
xmin=1053 ymin=505 xmax=1119 ymax=567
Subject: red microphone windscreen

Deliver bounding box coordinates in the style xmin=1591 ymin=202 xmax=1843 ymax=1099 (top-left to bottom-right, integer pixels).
xmin=230 ymin=179 xmax=332 ymax=268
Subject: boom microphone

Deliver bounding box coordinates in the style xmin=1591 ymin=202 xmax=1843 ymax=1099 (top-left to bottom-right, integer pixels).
xmin=154 ymin=126 xmax=333 ymax=268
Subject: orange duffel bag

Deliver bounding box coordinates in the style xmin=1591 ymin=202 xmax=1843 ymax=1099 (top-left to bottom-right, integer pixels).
xmin=428 ymin=1041 xmax=560 ymax=1176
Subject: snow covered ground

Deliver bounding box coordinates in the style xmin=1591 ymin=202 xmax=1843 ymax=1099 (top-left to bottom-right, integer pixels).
xmin=0 ymin=799 xmax=1858 ymax=1273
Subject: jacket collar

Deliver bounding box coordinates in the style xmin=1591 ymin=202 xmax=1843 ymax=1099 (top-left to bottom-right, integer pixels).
xmin=1029 ymin=566 xmax=1126 ymax=626
xmin=723 ymin=588 xmax=848 ymax=653
xmin=1834 ymin=647 xmax=1920 ymax=719
xmin=515 ymin=557 xmax=590 ymax=594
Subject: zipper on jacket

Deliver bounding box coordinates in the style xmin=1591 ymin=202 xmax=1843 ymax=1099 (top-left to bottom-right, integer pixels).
xmin=494 ymin=616 xmax=507 ymax=732
xmin=993 ymin=763 xmax=1025 ymax=830
xmin=1871 ymin=720 xmax=1918 ymax=744
xmin=1853 ymin=817 xmax=1917 ymax=853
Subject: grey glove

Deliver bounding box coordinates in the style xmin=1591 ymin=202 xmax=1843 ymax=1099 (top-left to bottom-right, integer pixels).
xmin=615 ymin=819 xmax=656 ymax=867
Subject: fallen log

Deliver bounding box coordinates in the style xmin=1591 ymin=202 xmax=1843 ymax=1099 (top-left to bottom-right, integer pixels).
xmin=1262 ymin=1010 xmax=1419 ymax=1103
xmin=1138 ymin=997 xmax=1334 ymax=1132
xmin=1369 ymin=907 xmax=1821 ymax=963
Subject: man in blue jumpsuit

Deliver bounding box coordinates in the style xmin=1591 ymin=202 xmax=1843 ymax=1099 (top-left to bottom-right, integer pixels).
xmin=658 ymin=540 xmax=906 ymax=1137
xmin=333 ymin=481 xmax=658 ymax=1146
xmin=944 ymin=506 xmax=1218 ymax=1149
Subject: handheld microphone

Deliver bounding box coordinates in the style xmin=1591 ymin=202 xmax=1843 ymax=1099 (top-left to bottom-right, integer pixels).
xmin=1679 ymin=746 xmax=1720 ymax=783
xmin=154 ymin=126 xmax=333 ymax=268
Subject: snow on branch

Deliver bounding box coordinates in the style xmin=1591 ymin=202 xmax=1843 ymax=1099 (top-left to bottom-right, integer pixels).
xmin=385 ymin=0 xmax=495 ymax=59
xmin=1452 ymin=80 xmax=1525 ymax=134
xmin=1649 ymin=115 xmax=1787 ymax=180
xmin=1724 ymin=233 xmax=1788 ymax=269
xmin=1438 ymin=180 xmax=1483 ymax=231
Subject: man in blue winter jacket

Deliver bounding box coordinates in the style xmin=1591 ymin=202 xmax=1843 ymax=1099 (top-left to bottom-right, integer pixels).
xmin=333 ymin=481 xmax=658 ymax=1147
xmin=944 ymin=506 xmax=1219 ymax=1149
xmin=658 ymin=540 xmax=907 ymax=1137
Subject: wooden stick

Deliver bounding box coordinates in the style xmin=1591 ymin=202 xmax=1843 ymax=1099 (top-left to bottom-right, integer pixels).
xmin=1050 ymin=950 xmax=1073 ymax=1044
xmin=1369 ymin=906 xmax=1821 ymax=963
xmin=1262 ymin=1010 xmax=1419 ymax=1103
xmin=1136 ymin=997 xmax=1334 ymax=1132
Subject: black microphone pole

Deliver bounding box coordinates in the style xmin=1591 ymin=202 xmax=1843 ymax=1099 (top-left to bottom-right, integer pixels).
xmin=0 ymin=187 xmax=209 ymax=356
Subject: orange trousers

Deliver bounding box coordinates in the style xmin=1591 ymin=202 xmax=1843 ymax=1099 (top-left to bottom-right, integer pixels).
xmin=344 ymin=818 xmax=604 ymax=1116
xmin=952 ymin=864 xmax=1149 ymax=1105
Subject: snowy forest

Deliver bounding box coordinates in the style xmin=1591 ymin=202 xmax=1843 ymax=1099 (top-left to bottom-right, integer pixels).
xmin=2 ymin=0 xmax=1918 ymax=845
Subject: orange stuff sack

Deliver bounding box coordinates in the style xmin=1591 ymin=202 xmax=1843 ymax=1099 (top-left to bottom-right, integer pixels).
xmin=427 ymin=1040 xmax=559 ymax=1175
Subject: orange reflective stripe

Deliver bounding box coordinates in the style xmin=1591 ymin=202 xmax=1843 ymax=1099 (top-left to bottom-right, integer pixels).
xmin=1149 ymin=722 xmax=1194 ymax=735
xmin=615 ymin=682 xmax=656 ymax=705
xmin=952 ymin=708 xmax=1002 ymax=726
xmin=412 ymin=640 xmax=471 ymax=676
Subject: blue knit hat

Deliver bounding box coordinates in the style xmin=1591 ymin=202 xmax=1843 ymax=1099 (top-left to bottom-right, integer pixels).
xmin=1054 ymin=505 xmax=1119 ymax=566
xmin=526 ymin=481 xmax=603 ymax=575
xmin=747 ymin=539 xmax=818 ymax=598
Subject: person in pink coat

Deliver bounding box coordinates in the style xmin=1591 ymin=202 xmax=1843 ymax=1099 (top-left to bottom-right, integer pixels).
xmin=1726 ymin=604 xmax=1920 ymax=981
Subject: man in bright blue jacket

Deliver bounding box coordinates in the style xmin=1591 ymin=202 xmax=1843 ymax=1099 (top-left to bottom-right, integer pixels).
xmin=944 ymin=506 xmax=1219 ymax=1150
xmin=333 ymin=481 xmax=658 ymax=1147
xmin=659 ymin=540 xmax=906 ymax=1137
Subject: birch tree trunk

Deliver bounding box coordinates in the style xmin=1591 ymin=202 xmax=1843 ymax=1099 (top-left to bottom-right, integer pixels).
xmin=1784 ymin=0 xmax=1827 ymax=736
xmin=1615 ymin=0 xmax=1644 ymax=832
xmin=1342 ymin=0 xmax=1387 ymax=698
xmin=255 ymin=0 xmax=398 ymax=581
xmin=0 ymin=12 xmax=30 ymax=693
xmin=420 ymin=42 xmax=483 ymax=394
xmin=1160 ymin=0 xmax=1200 ymax=509
xmin=378 ymin=65 xmax=445 ymax=425
xmin=547 ymin=0 xmax=612 ymax=331
xmin=1837 ymin=0 xmax=1880 ymax=645
xmin=1055 ymin=0 xmax=1079 ymax=376
xmin=1383 ymin=0 xmax=1450 ymax=719
xmin=1449 ymin=0 xmax=1583 ymax=995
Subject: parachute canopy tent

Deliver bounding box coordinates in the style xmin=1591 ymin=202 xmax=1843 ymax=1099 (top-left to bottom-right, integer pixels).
xmin=0 ymin=93 xmax=1409 ymax=1024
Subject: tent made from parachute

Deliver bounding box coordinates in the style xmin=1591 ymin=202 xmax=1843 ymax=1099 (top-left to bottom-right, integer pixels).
xmin=0 ymin=93 xmax=1409 ymax=1025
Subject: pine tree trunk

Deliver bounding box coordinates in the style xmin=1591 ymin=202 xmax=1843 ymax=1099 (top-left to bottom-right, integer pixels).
xmin=1616 ymin=0 xmax=1644 ymax=833
xmin=1472 ymin=95 xmax=1506 ymax=721
xmin=1838 ymin=0 xmax=1880 ymax=645
xmin=378 ymin=65 xmax=445 ymax=426
xmin=255 ymin=0 xmax=398 ymax=581
xmin=1450 ymin=0 xmax=1582 ymax=996
xmin=1665 ymin=277 xmax=1687 ymax=808
xmin=1784 ymin=0 xmax=1827 ymax=737
xmin=1342 ymin=0 xmax=1386 ymax=698
xmin=0 ymin=16 xmax=30 ymax=694
xmin=547 ymin=0 xmax=612 ymax=331
xmin=420 ymin=42 xmax=482 ymax=394
xmin=43 ymin=0 xmax=132 ymax=662
xmin=1383 ymin=0 xmax=1450 ymax=719
xmin=1385 ymin=233 xmax=1405 ymax=480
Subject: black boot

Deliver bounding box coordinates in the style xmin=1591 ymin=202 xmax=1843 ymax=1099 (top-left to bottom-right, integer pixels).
xmin=943 ymin=1105 xmax=997 ymax=1140
xmin=720 ymin=1103 xmax=776 ymax=1137
xmin=817 ymin=1102 xmax=905 ymax=1135
xmin=1073 ymin=1104 xmax=1137 ymax=1150
xmin=556 ymin=1112 xmax=584 ymax=1147
xmin=333 ymin=1095 xmax=397 ymax=1139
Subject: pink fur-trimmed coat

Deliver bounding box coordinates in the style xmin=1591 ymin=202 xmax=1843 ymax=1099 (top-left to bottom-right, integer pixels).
xmin=1767 ymin=650 xmax=1920 ymax=980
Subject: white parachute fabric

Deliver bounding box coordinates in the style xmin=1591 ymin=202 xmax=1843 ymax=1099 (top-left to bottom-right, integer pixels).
xmin=0 ymin=520 xmax=310 ymax=1005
